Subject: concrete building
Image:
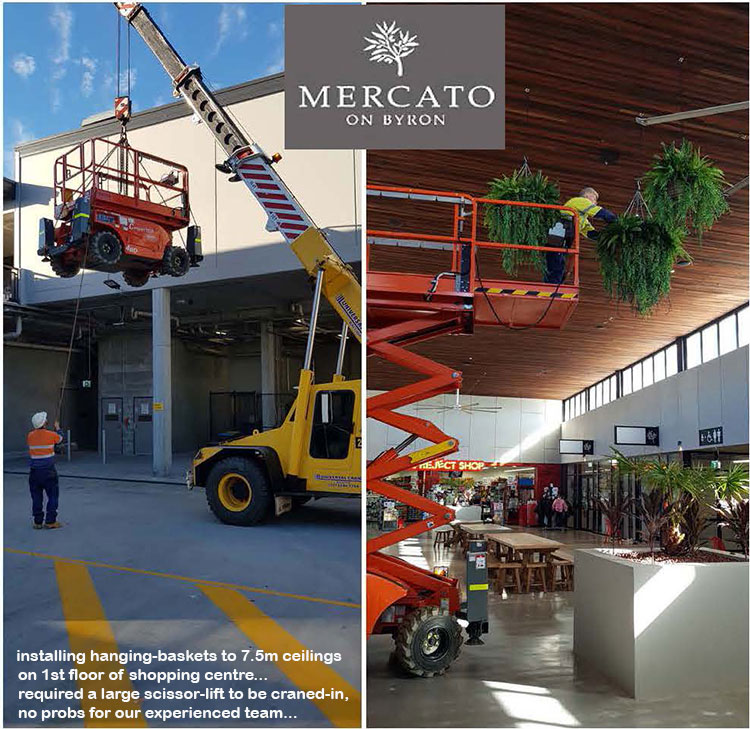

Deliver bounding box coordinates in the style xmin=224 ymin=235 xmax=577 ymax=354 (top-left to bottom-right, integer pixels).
xmin=4 ymin=73 xmax=361 ymax=474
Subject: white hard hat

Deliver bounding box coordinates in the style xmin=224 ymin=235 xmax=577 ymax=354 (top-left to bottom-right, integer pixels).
xmin=31 ymin=412 xmax=47 ymax=429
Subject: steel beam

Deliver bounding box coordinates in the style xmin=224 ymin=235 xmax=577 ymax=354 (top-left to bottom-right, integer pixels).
xmin=635 ymin=101 xmax=749 ymax=126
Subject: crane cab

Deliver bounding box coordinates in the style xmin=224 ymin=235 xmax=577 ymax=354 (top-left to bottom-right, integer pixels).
xmin=190 ymin=244 xmax=361 ymax=526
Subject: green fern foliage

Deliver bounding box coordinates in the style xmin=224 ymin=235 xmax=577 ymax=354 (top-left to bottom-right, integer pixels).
xmin=643 ymin=139 xmax=728 ymax=240
xmin=596 ymin=215 xmax=687 ymax=316
xmin=483 ymin=167 xmax=560 ymax=275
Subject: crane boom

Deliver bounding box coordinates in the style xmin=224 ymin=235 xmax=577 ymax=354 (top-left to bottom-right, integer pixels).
xmin=115 ymin=2 xmax=361 ymax=341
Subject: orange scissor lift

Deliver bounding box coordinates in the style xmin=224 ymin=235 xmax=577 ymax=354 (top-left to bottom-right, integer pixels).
xmin=366 ymin=184 xmax=580 ymax=676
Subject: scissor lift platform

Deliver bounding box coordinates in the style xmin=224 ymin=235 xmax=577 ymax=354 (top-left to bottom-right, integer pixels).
xmin=365 ymin=183 xmax=581 ymax=676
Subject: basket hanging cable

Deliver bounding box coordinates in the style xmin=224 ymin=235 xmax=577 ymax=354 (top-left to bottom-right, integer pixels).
xmin=624 ymin=179 xmax=651 ymax=219
xmin=518 ymin=156 xmax=532 ymax=178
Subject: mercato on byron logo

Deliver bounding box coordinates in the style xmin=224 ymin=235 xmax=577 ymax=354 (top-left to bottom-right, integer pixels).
xmin=363 ymin=21 xmax=419 ymax=78
xmin=296 ymin=18 xmax=496 ymax=128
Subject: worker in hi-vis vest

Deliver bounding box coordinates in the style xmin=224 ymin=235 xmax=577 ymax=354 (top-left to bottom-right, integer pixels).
xmin=27 ymin=411 xmax=64 ymax=529
xmin=545 ymin=187 xmax=617 ymax=284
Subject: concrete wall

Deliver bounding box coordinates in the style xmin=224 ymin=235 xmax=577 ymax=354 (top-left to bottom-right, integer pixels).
xmin=14 ymin=81 xmax=361 ymax=305
xmin=172 ymin=342 xmax=229 ymax=452
xmin=561 ymin=346 xmax=749 ymax=460
xmin=4 ymin=343 xmax=98 ymax=455
xmin=575 ymin=548 xmax=750 ymax=699
xmin=4 ymin=345 xmax=69 ymax=455
xmin=94 ymin=328 xmax=359 ymax=454
xmin=367 ymin=391 xmax=562 ymax=464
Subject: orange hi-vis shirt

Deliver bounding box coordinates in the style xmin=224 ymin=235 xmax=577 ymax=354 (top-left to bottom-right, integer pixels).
xmin=27 ymin=428 xmax=63 ymax=468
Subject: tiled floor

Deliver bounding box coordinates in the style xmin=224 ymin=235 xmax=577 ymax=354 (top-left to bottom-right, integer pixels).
xmin=367 ymin=527 xmax=749 ymax=728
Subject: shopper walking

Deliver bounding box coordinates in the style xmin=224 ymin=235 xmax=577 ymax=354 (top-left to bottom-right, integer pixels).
xmin=540 ymin=487 xmax=554 ymax=529
xmin=552 ymin=493 xmax=569 ymax=530
xmin=27 ymin=412 xmax=64 ymax=529
xmin=545 ymin=187 xmax=617 ymax=284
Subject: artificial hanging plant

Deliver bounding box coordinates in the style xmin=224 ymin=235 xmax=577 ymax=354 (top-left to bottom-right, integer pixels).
xmin=483 ymin=161 xmax=560 ymax=276
xmin=643 ymin=139 xmax=729 ymax=239
xmin=596 ymin=213 xmax=687 ymax=316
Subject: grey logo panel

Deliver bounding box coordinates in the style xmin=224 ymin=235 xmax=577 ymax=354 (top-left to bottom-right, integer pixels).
xmin=285 ymin=4 xmax=505 ymax=150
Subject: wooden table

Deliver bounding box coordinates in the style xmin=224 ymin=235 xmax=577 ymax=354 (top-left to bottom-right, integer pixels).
xmin=487 ymin=533 xmax=564 ymax=591
xmin=457 ymin=523 xmax=512 ymax=551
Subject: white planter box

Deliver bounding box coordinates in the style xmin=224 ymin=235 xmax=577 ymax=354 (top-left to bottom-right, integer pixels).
xmin=574 ymin=547 xmax=749 ymax=700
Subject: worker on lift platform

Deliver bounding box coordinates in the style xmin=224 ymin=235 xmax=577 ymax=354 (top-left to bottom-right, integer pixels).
xmin=545 ymin=186 xmax=617 ymax=284
xmin=27 ymin=412 xmax=64 ymax=530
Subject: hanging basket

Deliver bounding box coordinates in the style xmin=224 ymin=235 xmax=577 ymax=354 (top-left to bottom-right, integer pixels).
xmin=483 ymin=159 xmax=561 ymax=276
xmin=596 ymin=213 xmax=687 ymax=316
xmin=643 ymin=139 xmax=729 ymax=241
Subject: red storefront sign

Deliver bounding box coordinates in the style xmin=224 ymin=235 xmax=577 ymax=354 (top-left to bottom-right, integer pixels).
xmin=411 ymin=460 xmax=515 ymax=472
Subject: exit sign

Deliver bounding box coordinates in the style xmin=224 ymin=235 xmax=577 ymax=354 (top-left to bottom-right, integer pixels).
xmin=699 ymin=427 xmax=723 ymax=447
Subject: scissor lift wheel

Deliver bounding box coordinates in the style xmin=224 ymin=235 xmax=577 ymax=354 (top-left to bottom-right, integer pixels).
xmin=394 ymin=606 xmax=463 ymax=677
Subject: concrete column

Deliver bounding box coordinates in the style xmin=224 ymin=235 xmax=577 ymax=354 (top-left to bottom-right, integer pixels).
xmin=152 ymin=288 xmax=172 ymax=475
xmin=260 ymin=320 xmax=277 ymax=430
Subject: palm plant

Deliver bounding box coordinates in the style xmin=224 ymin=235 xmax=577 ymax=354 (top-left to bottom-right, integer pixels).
xmin=643 ymin=139 xmax=729 ymax=240
xmin=484 ymin=163 xmax=560 ymax=276
xmin=709 ymin=464 xmax=750 ymax=557
xmin=612 ymin=449 xmax=699 ymax=558
xmin=612 ymin=450 xmax=749 ymax=560
xmin=596 ymin=214 xmax=688 ymax=316
xmin=637 ymin=489 xmax=674 ymax=562
xmin=594 ymin=485 xmax=634 ymax=553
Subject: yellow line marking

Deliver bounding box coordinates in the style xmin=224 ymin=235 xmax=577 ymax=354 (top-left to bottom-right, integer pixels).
xmin=200 ymin=585 xmax=361 ymax=728
xmin=6 ymin=548 xmax=359 ymax=610
xmin=55 ymin=561 xmax=147 ymax=727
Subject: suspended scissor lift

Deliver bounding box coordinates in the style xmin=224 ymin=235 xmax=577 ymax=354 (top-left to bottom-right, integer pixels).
xmin=366 ymin=184 xmax=580 ymax=676
xmin=39 ymin=136 xmax=202 ymax=287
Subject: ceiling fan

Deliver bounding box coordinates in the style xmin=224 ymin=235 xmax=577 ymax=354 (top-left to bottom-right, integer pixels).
xmin=419 ymin=388 xmax=503 ymax=414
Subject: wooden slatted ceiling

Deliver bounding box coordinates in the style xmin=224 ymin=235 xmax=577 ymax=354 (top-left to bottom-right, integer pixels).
xmin=366 ymin=2 xmax=749 ymax=401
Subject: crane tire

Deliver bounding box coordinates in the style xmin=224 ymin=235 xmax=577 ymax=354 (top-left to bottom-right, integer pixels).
xmin=205 ymin=457 xmax=272 ymax=526
xmin=394 ymin=606 xmax=463 ymax=677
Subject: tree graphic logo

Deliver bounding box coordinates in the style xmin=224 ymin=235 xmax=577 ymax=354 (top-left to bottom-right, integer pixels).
xmin=363 ymin=21 xmax=419 ymax=78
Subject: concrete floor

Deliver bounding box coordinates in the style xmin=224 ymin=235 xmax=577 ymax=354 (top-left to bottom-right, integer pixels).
xmin=3 ymin=451 xmax=194 ymax=485
xmin=4 ymin=471 xmax=360 ymax=727
xmin=367 ymin=529 xmax=749 ymax=728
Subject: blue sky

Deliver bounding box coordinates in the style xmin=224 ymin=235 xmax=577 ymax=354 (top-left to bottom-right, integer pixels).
xmin=3 ymin=2 xmax=285 ymax=176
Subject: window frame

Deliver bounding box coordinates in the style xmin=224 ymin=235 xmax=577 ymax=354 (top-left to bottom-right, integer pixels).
xmin=562 ymin=303 xmax=748 ymax=422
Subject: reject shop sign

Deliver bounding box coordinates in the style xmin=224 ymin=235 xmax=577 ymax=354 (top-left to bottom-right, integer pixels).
xmin=412 ymin=460 xmax=516 ymax=472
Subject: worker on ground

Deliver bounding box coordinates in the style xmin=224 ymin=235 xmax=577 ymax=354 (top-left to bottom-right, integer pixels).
xmin=545 ymin=187 xmax=617 ymax=284
xmin=27 ymin=412 xmax=64 ymax=529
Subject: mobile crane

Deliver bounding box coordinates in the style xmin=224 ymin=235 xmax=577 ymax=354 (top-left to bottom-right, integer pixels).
xmin=116 ymin=1 xmax=362 ymax=524
xmin=366 ymin=185 xmax=580 ymax=675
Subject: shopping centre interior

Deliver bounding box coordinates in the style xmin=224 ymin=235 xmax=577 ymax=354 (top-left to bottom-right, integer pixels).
xmin=365 ymin=4 xmax=749 ymax=727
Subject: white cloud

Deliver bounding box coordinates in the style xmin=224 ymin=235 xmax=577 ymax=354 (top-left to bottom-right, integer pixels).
xmin=213 ymin=4 xmax=248 ymax=56
xmin=268 ymin=19 xmax=283 ymax=39
xmin=51 ymin=87 xmax=62 ymax=114
xmin=103 ymin=68 xmax=138 ymax=94
xmin=80 ymin=56 xmax=98 ymax=97
xmin=49 ymin=4 xmax=73 ymax=80
xmin=12 ymin=54 xmax=36 ymax=78
xmin=265 ymin=46 xmax=284 ymax=75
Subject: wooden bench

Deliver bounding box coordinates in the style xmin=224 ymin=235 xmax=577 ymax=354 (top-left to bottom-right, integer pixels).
xmin=487 ymin=555 xmax=523 ymax=594
xmin=549 ymin=551 xmax=574 ymax=590
xmin=525 ymin=562 xmax=548 ymax=592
